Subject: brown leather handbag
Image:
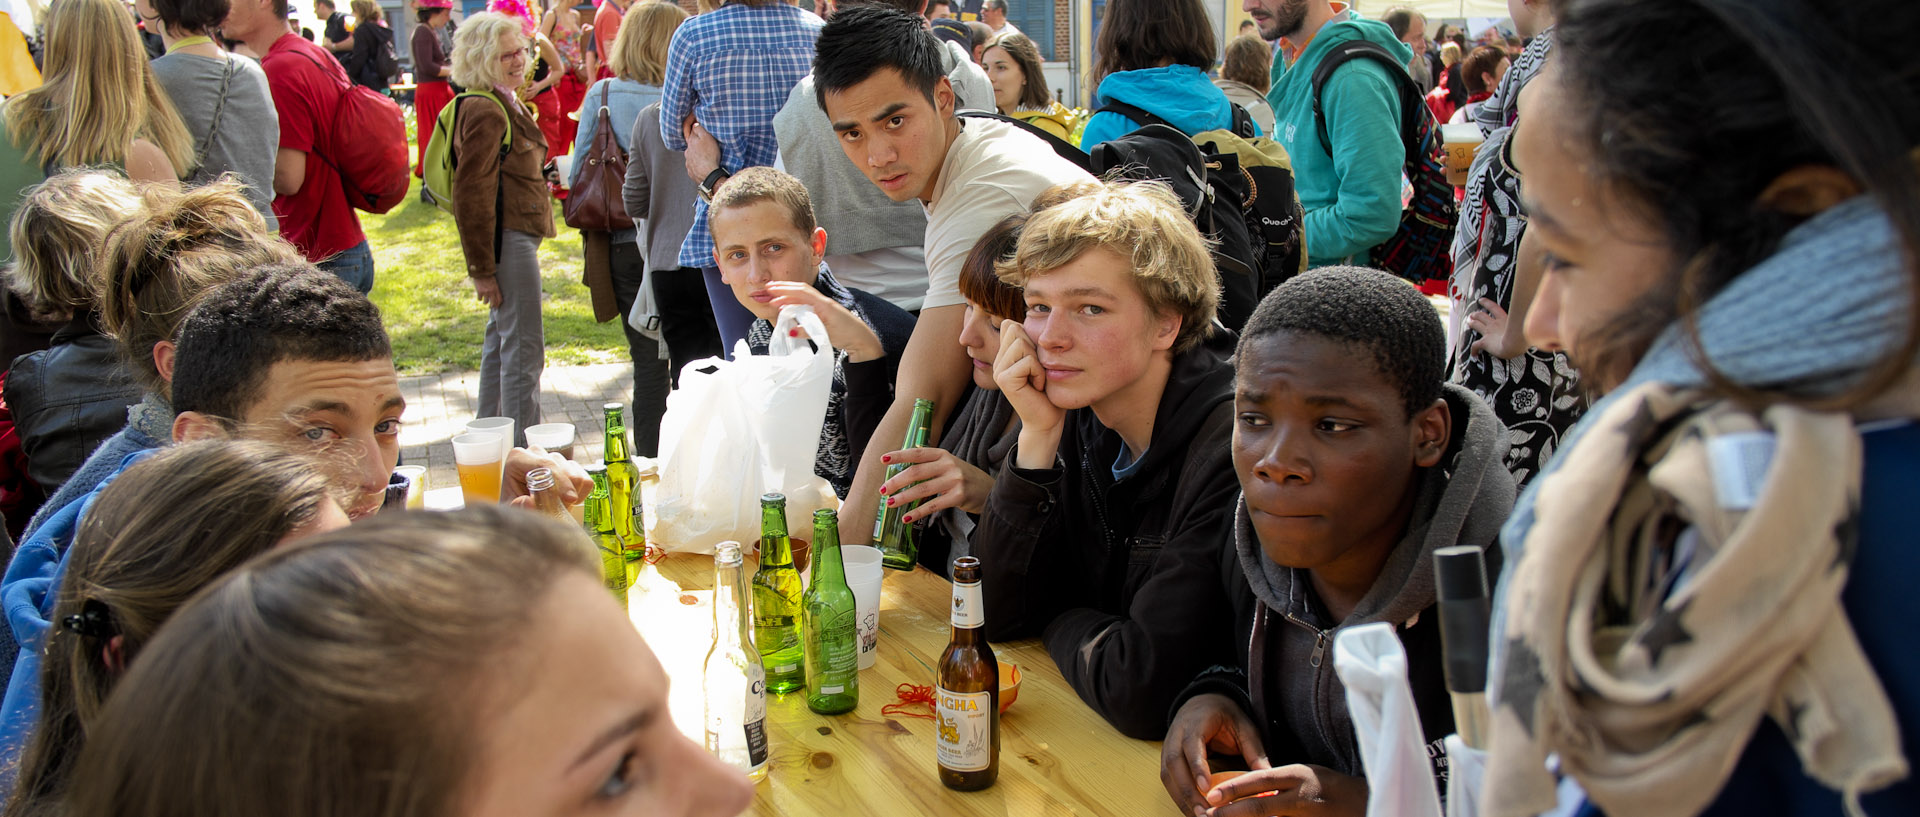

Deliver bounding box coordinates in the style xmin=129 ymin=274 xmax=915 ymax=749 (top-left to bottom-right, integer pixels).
xmin=562 ymin=84 xmax=631 ymax=232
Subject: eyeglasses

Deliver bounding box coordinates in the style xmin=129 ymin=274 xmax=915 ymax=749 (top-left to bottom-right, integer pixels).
xmin=499 ymin=47 xmax=532 ymax=63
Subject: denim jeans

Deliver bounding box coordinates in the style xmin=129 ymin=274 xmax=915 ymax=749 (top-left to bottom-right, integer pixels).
xmin=319 ymin=239 xmax=376 ymax=294
xmin=701 ymin=265 xmax=758 ymax=359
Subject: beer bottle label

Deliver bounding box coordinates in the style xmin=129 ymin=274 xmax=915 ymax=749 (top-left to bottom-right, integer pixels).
xmin=820 ymin=609 xmax=859 ymax=689
xmin=950 ymin=580 xmax=983 ymax=629
xmin=744 ymin=665 xmax=769 ymax=767
xmin=935 ymin=686 xmax=993 ymax=772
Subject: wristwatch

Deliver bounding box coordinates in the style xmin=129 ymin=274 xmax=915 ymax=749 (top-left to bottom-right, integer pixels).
xmin=697 ymin=167 xmax=732 ymax=203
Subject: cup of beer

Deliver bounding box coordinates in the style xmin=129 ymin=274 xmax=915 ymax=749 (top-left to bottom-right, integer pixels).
xmin=1439 ymin=123 xmax=1484 ymax=188
xmin=452 ymin=432 xmax=506 ymax=507
xmin=524 ymin=422 xmax=576 ymax=460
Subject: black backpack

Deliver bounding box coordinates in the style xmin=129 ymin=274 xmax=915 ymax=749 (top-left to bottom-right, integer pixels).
xmin=958 ymin=107 xmax=1296 ymax=332
xmin=1096 ymin=101 xmax=1308 ymax=305
xmin=365 ymin=24 xmax=401 ymax=86
xmin=1310 ymin=39 xmax=1456 ymax=285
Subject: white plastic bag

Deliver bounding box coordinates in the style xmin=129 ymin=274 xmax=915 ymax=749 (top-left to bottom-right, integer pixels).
xmin=651 ymin=305 xmax=839 ymax=553
xmin=1334 ymin=622 xmax=1445 ymax=817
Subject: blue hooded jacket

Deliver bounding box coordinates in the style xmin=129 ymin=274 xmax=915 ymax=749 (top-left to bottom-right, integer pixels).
xmin=1080 ymin=64 xmax=1259 ymax=150
xmin=0 ymin=449 xmax=151 ymax=777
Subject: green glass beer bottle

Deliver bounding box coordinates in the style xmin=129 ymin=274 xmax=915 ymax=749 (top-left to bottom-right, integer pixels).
xmin=875 ymin=398 xmax=935 ymax=571
xmin=602 ymin=402 xmax=645 ymax=560
xmin=752 ymin=493 xmax=806 ymax=695
xmin=583 ymin=466 xmax=629 ymax=606
xmin=802 ymin=509 xmax=859 ymax=714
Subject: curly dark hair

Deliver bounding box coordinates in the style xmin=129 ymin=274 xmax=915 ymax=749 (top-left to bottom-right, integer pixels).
xmin=172 ymin=264 xmax=391 ymax=424
xmin=1238 ymin=266 xmax=1444 ymax=417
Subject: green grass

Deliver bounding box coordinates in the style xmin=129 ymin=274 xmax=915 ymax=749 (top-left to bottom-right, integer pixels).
xmin=362 ymin=176 xmax=627 ymax=375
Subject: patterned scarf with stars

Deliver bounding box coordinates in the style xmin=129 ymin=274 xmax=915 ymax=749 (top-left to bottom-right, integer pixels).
xmin=1482 ymin=382 xmax=1906 ymax=817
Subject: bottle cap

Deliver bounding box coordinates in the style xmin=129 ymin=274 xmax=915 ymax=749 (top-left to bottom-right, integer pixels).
xmin=716 ymin=541 xmax=742 ymax=565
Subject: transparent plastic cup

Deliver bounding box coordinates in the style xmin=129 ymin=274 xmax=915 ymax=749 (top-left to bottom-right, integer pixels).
xmin=466 ymin=416 xmax=516 ymax=457
xmin=524 ymin=422 xmax=576 ymax=460
xmin=842 ymin=545 xmax=884 ymax=669
xmin=452 ymin=432 xmax=505 ymax=506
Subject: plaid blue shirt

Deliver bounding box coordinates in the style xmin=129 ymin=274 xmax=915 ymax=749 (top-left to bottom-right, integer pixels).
xmin=660 ymin=3 xmax=824 ymax=269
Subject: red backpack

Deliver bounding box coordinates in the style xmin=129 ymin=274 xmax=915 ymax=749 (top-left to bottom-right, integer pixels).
xmin=289 ymin=48 xmax=410 ymax=214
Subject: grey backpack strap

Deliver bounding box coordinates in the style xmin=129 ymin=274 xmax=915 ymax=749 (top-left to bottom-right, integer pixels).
xmin=194 ymin=57 xmax=237 ymax=171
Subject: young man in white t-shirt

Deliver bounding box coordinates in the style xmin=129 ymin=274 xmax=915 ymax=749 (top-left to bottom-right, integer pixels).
xmin=811 ymin=5 xmax=1091 ymax=541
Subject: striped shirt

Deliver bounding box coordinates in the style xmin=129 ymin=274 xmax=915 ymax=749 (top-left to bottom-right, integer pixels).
xmin=659 ymin=2 xmax=824 ymax=269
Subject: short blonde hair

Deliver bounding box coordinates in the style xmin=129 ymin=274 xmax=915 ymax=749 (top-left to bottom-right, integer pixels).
xmin=349 ymin=0 xmax=380 ymax=23
xmin=609 ymin=1 xmax=686 ymax=85
xmin=7 ymin=170 xmax=140 ymax=316
xmin=450 ymin=12 xmax=528 ymax=91
xmin=998 ymin=180 xmax=1219 ymax=354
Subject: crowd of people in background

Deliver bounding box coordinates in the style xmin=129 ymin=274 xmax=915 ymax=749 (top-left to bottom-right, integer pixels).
xmin=0 ymin=0 xmax=1913 ymax=814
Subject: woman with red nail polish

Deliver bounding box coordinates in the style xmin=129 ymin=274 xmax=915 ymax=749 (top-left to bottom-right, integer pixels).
xmin=878 ymin=212 xmax=1037 ymax=578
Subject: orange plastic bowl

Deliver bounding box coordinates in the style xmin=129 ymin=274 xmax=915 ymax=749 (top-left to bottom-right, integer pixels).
xmin=997 ymin=663 xmax=1021 ymax=713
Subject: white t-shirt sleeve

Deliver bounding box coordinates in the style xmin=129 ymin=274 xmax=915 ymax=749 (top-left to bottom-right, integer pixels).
xmin=923 ymin=187 xmax=1030 ymax=310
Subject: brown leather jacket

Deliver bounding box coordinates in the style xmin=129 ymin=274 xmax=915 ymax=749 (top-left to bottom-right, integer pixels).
xmin=452 ymin=93 xmax=555 ymax=278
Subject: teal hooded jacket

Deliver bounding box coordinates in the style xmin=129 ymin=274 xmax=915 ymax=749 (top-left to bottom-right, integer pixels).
xmin=1266 ymin=18 xmax=1410 ymax=267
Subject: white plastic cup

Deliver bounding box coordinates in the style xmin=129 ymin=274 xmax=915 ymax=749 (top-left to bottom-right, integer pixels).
xmin=467 ymin=416 xmax=516 ymax=458
xmin=524 ymin=422 xmax=577 ymax=459
xmin=842 ymin=546 xmax=884 ymax=669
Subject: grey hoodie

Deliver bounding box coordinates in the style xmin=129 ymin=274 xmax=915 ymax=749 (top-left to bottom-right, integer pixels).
xmin=1182 ymin=383 xmax=1515 ymax=787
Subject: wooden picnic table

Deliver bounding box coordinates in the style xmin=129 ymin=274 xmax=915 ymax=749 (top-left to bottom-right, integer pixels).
xmin=628 ymin=549 xmax=1171 ymax=817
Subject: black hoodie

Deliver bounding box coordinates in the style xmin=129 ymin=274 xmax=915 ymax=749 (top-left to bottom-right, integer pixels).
xmin=972 ymin=329 xmax=1241 ymax=739
xmin=1179 ymin=383 xmax=1515 ymax=791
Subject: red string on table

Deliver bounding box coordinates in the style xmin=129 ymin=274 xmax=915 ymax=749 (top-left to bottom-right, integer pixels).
xmin=881 ymin=683 xmax=937 ymax=721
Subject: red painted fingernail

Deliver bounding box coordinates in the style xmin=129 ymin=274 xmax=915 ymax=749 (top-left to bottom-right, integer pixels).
xmin=886 ymin=497 xmax=895 ymax=506
xmin=902 ymin=514 xmax=913 ymax=523
xmin=880 ymin=454 xmax=890 ymax=463
xmin=789 ymin=328 xmax=800 ymax=337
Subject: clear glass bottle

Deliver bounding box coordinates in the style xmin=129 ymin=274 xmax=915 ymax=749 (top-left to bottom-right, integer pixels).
xmin=704 ymin=541 xmax=769 ymax=782
xmin=802 ymin=509 xmax=858 ymax=714
xmin=752 ymin=493 xmax=806 ymax=694
xmin=525 ymin=467 xmax=569 ymax=519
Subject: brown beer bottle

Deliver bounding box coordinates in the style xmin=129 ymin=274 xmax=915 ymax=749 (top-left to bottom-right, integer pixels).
xmin=936 ymin=556 xmax=998 ymax=790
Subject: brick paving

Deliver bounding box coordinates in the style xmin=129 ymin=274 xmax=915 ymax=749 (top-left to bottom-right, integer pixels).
xmin=398 ymin=362 xmax=635 ymax=493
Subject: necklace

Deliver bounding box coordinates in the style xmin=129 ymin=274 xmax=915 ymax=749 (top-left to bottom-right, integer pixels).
xmin=166 ymin=35 xmax=214 ymax=54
